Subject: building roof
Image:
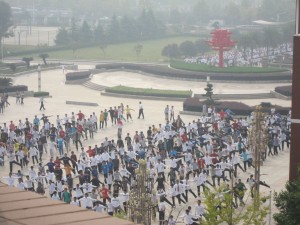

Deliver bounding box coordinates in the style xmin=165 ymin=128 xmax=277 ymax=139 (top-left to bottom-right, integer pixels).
xmin=0 ymin=182 xmax=134 ymax=225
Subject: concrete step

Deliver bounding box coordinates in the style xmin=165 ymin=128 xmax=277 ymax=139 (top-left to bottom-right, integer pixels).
xmin=82 ymin=81 xmax=107 ymax=91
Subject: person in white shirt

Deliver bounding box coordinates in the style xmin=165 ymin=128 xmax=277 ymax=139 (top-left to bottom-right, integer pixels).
xmin=51 ymin=191 xmax=60 ymax=201
xmin=17 ymin=178 xmax=25 ymax=190
xmin=2 ymin=173 xmax=18 ymax=187
xmin=73 ymin=184 xmax=84 ymax=199
xmin=231 ymin=152 xmax=245 ymax=177
xmin=195 ymin=200 xmax=205 ymax=218
xmin=28 ymin=146 xmax=39 ymax=164
xmin=158 ymin=199 xmax=166 ymax=225
xmin=111 ymin=195 xmax=122 ymax=213
xmin=107 ymin=198 xmax=114 ymax=216
xmin=182 ymin=177 xmax=197 ymax=201
xmin=93 ymin=201 xmax=106 ymax=213
xmin=79 ymin=193 xmax=96 ymax=209
xmin=172 ymin=180 xmax=186 ymax=206
xmin=181 ymin=209 xmax=199 ymax=225
xmin=138 ymin=101 xmax=144 ymax=119
xmin=119 ymin=191 xmax=129 ymax=213
xmin=70 ymin=197 xmax=80 ymax=207
xmin=155 ymin=159 xmax=165 ymax=179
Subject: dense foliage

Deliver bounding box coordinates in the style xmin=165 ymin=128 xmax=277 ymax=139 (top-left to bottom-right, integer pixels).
xmin=274 ymin=169 xmax=300 ymax=225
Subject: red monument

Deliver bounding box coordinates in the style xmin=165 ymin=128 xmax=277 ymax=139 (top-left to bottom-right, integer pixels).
xmin=208 ymin=29 xmax=236 ymax=68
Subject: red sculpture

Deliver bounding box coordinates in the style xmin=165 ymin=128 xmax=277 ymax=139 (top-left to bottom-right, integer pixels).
xmin=208 ymin=29 xmax=236 ymax=68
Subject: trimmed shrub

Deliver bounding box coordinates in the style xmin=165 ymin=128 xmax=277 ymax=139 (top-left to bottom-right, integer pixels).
xmin=0 ymin=85 xmax=28 ymax=93
xmin=106 ymin=85 xmax=192 ymax=98
xmin=65 ymin=71 xmax=91 ymax=81
xmin=33 ymin=91 xmax=49 ymax=97
xmin=275 ymin=85 xmax=292 ymax=96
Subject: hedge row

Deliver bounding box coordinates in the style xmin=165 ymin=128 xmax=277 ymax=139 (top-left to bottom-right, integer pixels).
xmin=33 ymin=91 xmax=50 ymax=97
xmin=95 ymin=63 xmax=292 ymax=81
xmin=183 ymin=97 xmax=290 ymax=116
xmin=106 ymin=85 xmax=192 ymax=98
xmin=65 ymin=71 xmax=91 ymax=81
xmin=274 ymin=85 xmax=292 ymax=96
xmin=0 ymin=85 xmax=28 ymax=93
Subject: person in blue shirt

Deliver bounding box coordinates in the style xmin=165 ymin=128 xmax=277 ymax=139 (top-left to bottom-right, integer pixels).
xmin=169 ymin=149 xmax=177 ymax=158
xmin=45 ymin=158 xmax=55 ymax=173
xmin=33 ymin=115 xmax=40 ymax=129
xmin=107 ymin=159 xmax=114 ymax=173
xmin=102 ymin=161 xmax=109 ymax=183
xmin=57 ymin=137 xmax=64 ymax=156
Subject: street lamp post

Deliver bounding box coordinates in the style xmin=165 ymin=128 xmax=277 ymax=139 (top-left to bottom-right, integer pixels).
xmin=38 ymin=64 xmax=41 ymax=92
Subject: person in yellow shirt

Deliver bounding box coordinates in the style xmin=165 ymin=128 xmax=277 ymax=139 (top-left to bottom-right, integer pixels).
xmin=99 ymin=111 xmax=105 ymax=129
xmin=125 ymin=105 xmax=134 ymax=122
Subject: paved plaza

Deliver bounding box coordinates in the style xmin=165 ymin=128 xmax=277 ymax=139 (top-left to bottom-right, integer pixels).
xmin=0 ymin=66 xmax=292 ymax=224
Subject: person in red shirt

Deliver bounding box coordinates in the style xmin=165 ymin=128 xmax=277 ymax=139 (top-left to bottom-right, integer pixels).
xmin=77 ymin=110 xmax=85 ymax=121
xmin=59 ymin=129 xmax=65 ymax=139
xmin=232 ymin=120 xmax=239 ymax=130
xmin=219 ymin=109 xmax=225 ymax=120
xmin=181 ymin=132 xmax=188 ymax=143
xmin=9 ymin=121 xmax=16 ymax=131
xmin=210 ymin=150 xmax=219 ymax=165
xmin=86 ymin=146 xmax=95 ymax=158
xmin=197 ymin=156 xmax=205 ymax=172
xmin=99 ymin=184 xmax=110 ymax=205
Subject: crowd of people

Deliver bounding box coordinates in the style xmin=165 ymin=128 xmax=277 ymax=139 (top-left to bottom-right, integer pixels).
xmin=0 ymin=100 xmax=291 ymax=225
xmin=184 ymin=43 xmax=293 ymax=67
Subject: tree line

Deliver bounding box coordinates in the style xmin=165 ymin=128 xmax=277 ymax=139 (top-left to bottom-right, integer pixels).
xmin=55 ymin=10 xmax=165 ymax=46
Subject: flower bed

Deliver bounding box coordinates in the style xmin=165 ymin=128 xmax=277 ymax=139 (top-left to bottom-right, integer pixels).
xmin=183 ymin=98 xmax=253 ymax=115
xmin=183 ymin=98 xmax=290 ymax=116
xmin=274 ymin=85 xmax=292 ymax=96
xmin=170 ymin=60 xmax=288 ymax=73
xmin=65 ymin=71 xmax=91 ymax=81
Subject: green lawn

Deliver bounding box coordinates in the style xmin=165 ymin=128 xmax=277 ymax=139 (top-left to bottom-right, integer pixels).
xmin=106 ymin=85 xmax=192 ymax=98
xmin=19 ymin=36 xmax=199 ymax=62
xmin=170 ymin=60 xmax=289 ymax=73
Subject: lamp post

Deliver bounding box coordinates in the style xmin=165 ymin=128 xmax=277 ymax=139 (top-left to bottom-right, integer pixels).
xmin=38 ymin=64 xmax=41 ymax=92
xmin=290 ymin=0 xmax=300 ymax=181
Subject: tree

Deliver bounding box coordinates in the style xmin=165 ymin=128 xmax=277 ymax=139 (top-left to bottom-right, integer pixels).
xmin=133 ymin=44 xmax=143 ymax=58
xmin=0 ymin=1 xmax=13 ymax=59
xmin=0 ymin=77 xmax=12 ymax=87
xmin=22 ymin=57 xmax=33 ymax=69
xmin=161 ymin=44 xmax=180 ymax=60
xmin=194 ymin=39 xmax=210 ymax=55
xmin=107 ymin=15 xmax=120 ymax=43
xmin=179 ymin=41 xmax=196 ymax=57
xmin=94 ymin=23 xmax=105 ymax=43
xmin=39 ymin=53 xmax=49 ymax=65
xmin=55 ymin=27 xmax=70 ymax=45
xmin=78 ymin=21 xmax=93 ymax=43
xmin=202 ymin=185 xmax=269 ymax=225
xmin=273 ymin=168 xmax=300 ymax=225
xmin=263 ymin=27 xmax=281 ymax=56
